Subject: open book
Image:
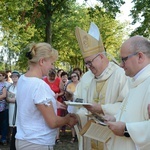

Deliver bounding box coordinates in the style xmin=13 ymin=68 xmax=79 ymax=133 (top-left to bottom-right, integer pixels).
xmin=80 ymin=113 xmax=114 ymax=143
xmin=80 ymin=119 xmax=113 ymax=143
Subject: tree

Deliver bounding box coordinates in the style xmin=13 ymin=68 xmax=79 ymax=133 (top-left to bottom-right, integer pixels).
xmin=0 ymin=0 xmax=126 ymax=71
xmin=83 ymin=0 xmax=125 ymax=18
xmin=130 ymin=0 xmax=150 ymax=38
xmin=0 ymin=0 xmax=78 ymax=70
xmin=52 ymin=4 xmax=126 ymax=71
xmin=52 ymin=4 xmax=89 ymax=70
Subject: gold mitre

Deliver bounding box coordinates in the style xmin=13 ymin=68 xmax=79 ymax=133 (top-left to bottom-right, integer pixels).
xmin=75 ymin=22 xmax=104 ymax=58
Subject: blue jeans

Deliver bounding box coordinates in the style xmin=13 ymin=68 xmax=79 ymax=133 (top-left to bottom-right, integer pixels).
xmin=0 ymin=109 xmax=8 ymax=142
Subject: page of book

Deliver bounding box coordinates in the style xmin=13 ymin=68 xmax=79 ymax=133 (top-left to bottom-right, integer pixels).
xmin=83 ymin=122 xmax=113 ymax=143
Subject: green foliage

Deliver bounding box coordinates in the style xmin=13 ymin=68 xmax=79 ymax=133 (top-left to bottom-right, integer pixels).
xmin=52 ymin=5 xmax=89 ymax=70
xmin=95 ymin=0 xmax=125 ymax=17
xmin=130 ymin=0 xmax=150 ymax=38
xmin=0 ymin=0 xmax=127 ymax=72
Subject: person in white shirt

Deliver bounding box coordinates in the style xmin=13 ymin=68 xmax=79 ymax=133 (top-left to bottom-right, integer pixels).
xmin=15 ymin=42 xmax=78 ymax=150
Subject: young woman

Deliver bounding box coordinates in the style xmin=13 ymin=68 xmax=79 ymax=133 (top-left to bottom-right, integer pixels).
xmin=15 ymin=43 xmax=77 ymax=150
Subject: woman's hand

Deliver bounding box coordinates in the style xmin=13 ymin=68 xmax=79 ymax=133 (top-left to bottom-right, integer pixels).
xmin=66 ymin=113 xmax=78 ymax=127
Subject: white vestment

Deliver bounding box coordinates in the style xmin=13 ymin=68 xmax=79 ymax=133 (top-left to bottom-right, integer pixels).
xmin=74 ymin=70 xmax=94 ymax=150
xmin=106 ymin=64 xmax=150 ymax=150
xmin=74 ymin=62 xmax=130 ymax=150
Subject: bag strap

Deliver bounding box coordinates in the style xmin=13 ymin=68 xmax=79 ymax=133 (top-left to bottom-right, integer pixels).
xmin=7 ymin=83 xmax=13 ymax=91
xmin=12 ymin=102 xmax=17 ymax=126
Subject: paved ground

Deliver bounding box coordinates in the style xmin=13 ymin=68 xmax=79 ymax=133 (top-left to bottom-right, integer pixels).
xmin=0 ymin=130 xmax=78 ymax=150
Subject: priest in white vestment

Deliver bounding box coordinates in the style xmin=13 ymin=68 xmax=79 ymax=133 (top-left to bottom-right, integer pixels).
xmin=106 ymin=35 xmax=150 ymax=150
xmin=73 ymin=22 xmax=130 ymax=150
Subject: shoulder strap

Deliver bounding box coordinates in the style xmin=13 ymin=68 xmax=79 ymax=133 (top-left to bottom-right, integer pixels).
xmin=7 ymin=84 xmax=13 ymax=91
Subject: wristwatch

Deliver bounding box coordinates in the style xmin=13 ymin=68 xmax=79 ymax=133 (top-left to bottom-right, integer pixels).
xmin=124 ymin=126 xmax=130 ymax=137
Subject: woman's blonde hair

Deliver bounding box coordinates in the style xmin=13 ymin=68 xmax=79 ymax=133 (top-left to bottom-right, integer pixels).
xmin=26 ymin=42 xmax=58 ymax=64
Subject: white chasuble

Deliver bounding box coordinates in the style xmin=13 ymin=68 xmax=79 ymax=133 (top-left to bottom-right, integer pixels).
xmin=74 ymin=62 xmax=129 ymax=150
xmin=106 ymin=64 xmax=150 ymax=150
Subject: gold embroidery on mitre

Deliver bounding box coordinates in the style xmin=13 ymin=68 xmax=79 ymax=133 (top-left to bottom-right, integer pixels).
xmin=83 ymin=35 xmax=89 ymax=48
xmin=75 ymin=27 xmax=104 ymax=58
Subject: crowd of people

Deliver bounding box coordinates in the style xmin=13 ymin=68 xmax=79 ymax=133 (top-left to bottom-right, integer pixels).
xmin=0 ymin=46 xmax=82 ymax=150
xmin=0 ymin=22 xmax=150 ymax=150
xmin=0 ymin=68 xmax=79 ymax=148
